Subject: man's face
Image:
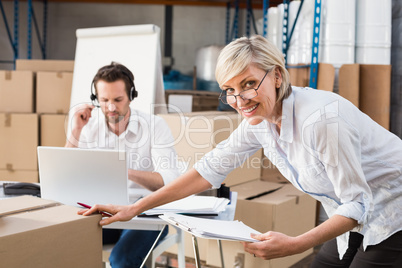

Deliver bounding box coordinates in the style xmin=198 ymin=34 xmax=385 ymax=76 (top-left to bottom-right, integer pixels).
xmin=96 ymin=79 xmax=131 ymax=123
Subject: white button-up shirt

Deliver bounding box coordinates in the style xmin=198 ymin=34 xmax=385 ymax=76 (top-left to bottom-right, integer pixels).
xmin=195 ymin=87 xmax=402 ymax=259
xmin=78 ymin=107 xmax=180 ymax=190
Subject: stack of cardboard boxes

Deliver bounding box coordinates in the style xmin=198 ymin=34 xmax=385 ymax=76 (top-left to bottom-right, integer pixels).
xmin=0 ymin=60 xmax=74 ymax=183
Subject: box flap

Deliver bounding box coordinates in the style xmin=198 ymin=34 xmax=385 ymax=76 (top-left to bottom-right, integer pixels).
xmin=233 ymin=180 xmax=305 ymax=205
xmin=0 ymin=196 xmax=58 ymax=217
xmin=232 ymin=180 xmax=283 ymax=200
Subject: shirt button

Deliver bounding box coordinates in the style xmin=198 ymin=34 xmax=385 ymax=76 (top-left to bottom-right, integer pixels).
xmin=363 ymin=194 xmax=368 ymax=199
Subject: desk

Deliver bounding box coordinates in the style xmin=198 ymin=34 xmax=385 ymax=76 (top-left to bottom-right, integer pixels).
xmin=1 ymin=182 xmax=237 ymax=268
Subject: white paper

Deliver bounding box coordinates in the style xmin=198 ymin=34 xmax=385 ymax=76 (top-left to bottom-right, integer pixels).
xmin=160 ymin=213 xmax=261 ymax=242
xmin=144 ymin=196 xmax=229 ymax=215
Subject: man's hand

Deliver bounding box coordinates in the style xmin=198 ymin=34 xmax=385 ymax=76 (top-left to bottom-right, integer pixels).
xmin=65 ymin=104 xmax=95 ymax=147
xmin=71 ymin=103 xmax=95 ymax=131
xmin=78 ymin=203 xmax=137 ymax=226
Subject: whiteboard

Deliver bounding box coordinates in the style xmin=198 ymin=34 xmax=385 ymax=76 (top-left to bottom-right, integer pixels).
xmin=69 ymin=24 xmax=167 ymax=116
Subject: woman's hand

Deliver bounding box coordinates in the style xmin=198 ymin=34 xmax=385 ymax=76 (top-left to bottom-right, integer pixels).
xmin=242 ymin=231 xmax=302 ymax=260
xmin=78 ymin=204 xmax=137 ymax=226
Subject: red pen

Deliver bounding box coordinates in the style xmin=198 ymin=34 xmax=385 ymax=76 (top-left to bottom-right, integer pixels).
xmin=77 ymin=202 xmax=113 ymax=217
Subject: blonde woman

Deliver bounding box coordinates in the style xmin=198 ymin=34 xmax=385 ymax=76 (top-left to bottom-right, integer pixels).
xmin=81 ymin=36 xmax=402 ymax=267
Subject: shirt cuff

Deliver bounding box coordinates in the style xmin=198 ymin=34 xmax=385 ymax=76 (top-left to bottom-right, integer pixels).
xmin=334 ymin=199 xmax=368 ymax=225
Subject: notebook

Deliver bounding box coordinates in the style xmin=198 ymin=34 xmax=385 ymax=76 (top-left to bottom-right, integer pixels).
xmin=37 ymin=146 xmax=138 ymax=207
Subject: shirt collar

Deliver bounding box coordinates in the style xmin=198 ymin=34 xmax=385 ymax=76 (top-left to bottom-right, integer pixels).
xmin=279 ymin=90 xmax=294 ymax=143
xmin=100 ymin=107 xmax=139 ymax=136
xmin=125 ymin=107 xmax=139 ymax=135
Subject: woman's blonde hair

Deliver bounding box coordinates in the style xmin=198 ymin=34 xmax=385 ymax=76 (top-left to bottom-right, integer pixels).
xmin=215 ymin=35 xmax=292 ymax=103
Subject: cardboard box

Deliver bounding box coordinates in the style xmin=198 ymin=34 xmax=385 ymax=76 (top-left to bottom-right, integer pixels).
xmin=0 ymin=113 xmax=38 ymax=182
xmin=0 ymin=196 xmax=102 ymax=268
xmin=15 ymin=59 xmax=75 ymax=72
xmin=260 ymin=156 xmax=288 ymax=183
xmin=40 ymin=114 xmax=68 ymax=147
xmin=287 ymin=63 xmax=391 ymax=129
xmin=338 ymin=64 xmax=360 ymax=107
xmin=0 ymin=70 xmax=34 ymax=113
xmin=165 ymin=90 xmax=220 ymax=113
xmin=36 ymin=72 xmax=73 ymax=114
xmin=359 ymin=65 xmax=392 ymax=130
xmin=287 ymin=63 xmax=335 ymax=92
xmin=159 ymin=111 xmax=262 ymax=187
xmin=0 ymin=170 xmax=38 ymax=183
xmin=206 ymin=180 xmax=317 ymax=268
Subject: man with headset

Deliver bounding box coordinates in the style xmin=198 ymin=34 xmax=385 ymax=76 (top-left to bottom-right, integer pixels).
xmin=66 ymin=62 xmax=181 ymax=267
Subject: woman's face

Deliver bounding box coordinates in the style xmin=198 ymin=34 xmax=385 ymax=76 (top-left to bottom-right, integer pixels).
xmin=221 ymin=65 xmax=282 ymax=125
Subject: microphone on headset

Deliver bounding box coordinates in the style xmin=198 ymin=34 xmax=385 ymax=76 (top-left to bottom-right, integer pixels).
xmin=90 ymin=92 xmax=100 ymax=108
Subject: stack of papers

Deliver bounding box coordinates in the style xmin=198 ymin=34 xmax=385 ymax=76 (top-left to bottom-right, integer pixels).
xmin=143 ymin=196 xmax=229 ymax=216
xmin=159 ymin=213 xmax=261 ymax=242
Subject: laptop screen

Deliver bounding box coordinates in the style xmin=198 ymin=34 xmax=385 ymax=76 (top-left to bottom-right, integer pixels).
xmin=38 ymin=146 xmax=130 ymax=207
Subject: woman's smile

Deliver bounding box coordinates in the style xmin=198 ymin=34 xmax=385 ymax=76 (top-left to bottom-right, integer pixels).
xmin=241 ymin=103 xmax=259 ymax=114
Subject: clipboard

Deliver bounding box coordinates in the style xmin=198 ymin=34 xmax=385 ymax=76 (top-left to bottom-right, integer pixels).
xmin=159 ymin=213 xmax=261 ymax=242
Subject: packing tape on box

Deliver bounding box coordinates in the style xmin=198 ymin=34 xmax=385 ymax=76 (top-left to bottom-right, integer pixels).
xmin=5 ymin=113 xmax=11 ymax=127
xmin=5 ymin=71 xmax=12 ymax=80
xmin=287 ymin=195 xmax=300 ymax=204
xmin=6 ymin=163 xmax=14 ymax=171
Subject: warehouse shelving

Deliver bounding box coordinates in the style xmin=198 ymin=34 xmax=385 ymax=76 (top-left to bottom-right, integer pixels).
xmin=0 ymin=0 xmax=48 ymax=68
xmin=1 ymin=0 xmax=319 ymax=87
xmin=225 ymin=0 xmax=321 ymax=88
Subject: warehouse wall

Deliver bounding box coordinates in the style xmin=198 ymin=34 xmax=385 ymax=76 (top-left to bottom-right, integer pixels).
xmin=0 ymin=1 xmax=399 ymax=136
xmin=0 ymin=2 xmax=165 ymax=69
xmin=0 ymin=2 xmax=259 ymax=75
xmin=391 ymin=0 xmax=402 ymax=137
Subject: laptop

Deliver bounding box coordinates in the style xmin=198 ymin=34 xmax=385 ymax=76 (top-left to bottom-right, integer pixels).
xmin=37 ymin=146 xmax=138 ymax=207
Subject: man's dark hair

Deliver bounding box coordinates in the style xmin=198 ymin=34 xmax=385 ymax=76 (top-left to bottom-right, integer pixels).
xmin=92 ymin=62 xmax=135 ymax=99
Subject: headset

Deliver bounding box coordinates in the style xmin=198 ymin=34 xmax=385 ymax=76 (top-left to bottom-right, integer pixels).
xmin=90 ymin=69 xmax=138 ymax=107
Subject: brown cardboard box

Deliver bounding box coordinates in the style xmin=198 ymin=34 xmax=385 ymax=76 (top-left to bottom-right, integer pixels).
xmin=287 ymin=63 xmax=391 ymax=129
xmin=0 ymin=113 xmax=38 ymax=182
xmin=36 ymin=72 xmax=73 ymax=114
xmin=260 ymin=156 xmax=288 ymax=183
xmin=287 ymin=63 xmax=335 ymax=92
xmin=15 ymin=59 xmax=75 ymax=72
xmin=206 ymin=180 xmax=316 ymax=268
xmin=40 ymin=114 xmax=68 ymax=147
xmin=165 ymin=90 xmax=220 ymax=112
xmin=0 ymin=170 xmax=38 ymax=183
xmin=159 ymin=111 xmax=262 ymax=187
xmin=0 ymin=70 xmax=34 ymax=113
xmin=359 ymin=65 xmax=392 ymax=130
xmin=0 ymin=196 xmax=102 ymax=268
xmin=338 ymin=64 xmax=360 ymax=107
xmin=164 ymin=227 xmax=209 ymax=262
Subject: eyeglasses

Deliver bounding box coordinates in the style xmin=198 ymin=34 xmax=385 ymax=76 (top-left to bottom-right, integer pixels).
xmin=219 ymin=70 xmax=270 ymax=105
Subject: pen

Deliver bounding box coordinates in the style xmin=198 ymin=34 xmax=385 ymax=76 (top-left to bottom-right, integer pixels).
xmin=77 ymin=202 xmax=113 ymax=217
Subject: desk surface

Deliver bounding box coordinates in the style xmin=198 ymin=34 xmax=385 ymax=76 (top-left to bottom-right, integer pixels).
xmin=106 ymin=192 xmax=238 ymax=231
xmin=1 ymin=182 xmax=237 ymax=231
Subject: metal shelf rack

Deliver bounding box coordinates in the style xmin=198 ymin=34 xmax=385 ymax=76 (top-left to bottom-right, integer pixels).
xmin=0 ymin=0 xmax=48 ymax=69
xmin=225 ymin=0 xmax=322 ymax=88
